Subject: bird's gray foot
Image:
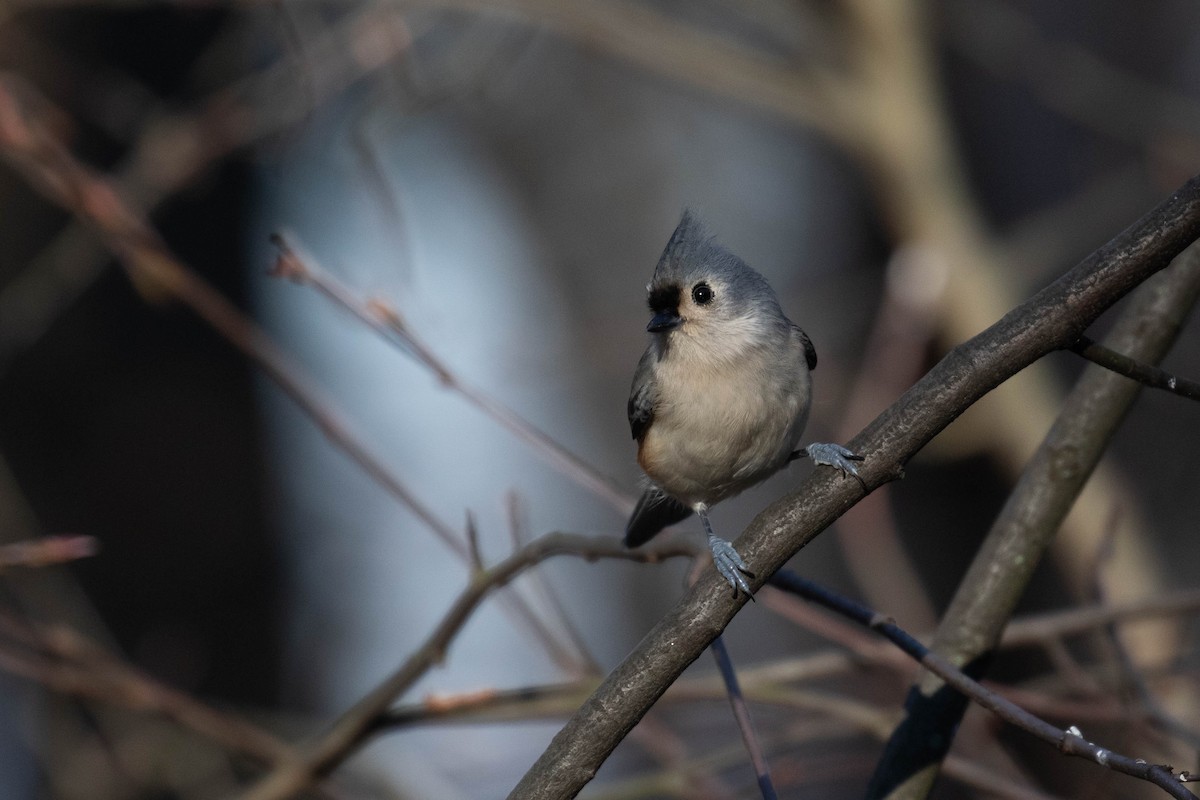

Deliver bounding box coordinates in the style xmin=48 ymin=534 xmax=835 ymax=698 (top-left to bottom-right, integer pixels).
xmin=804 ymin=442 xmax=864 ymax=485
xmin=707 ymin=533 xmax=754 ymax=598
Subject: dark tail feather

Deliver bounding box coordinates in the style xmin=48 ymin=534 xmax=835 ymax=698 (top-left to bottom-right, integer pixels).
xmin=624 ymin=490 xmax=693 ymax=547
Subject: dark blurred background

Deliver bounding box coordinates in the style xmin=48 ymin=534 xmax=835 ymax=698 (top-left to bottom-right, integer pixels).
xmin=1 ymin=1 xmax=1199 ymax=798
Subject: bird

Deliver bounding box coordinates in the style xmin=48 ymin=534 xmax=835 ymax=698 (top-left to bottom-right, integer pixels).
xmin=625 ymin=210 xmax=861 ymax=596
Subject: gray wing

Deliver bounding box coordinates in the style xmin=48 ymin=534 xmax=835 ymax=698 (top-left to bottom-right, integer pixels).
xmin=627 ymin=349 xmax=657 ymax=441
xmin=625 ymin=351 xmax=692 ymax=546
xmin=793 ymin=324 xmax=817 ymax=371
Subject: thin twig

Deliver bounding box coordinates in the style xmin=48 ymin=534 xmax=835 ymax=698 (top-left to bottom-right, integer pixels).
xmin=377 ymin=681 xmax=597 ymax=729
xmin=505 ymin=492 xmax=600 ymax=675
xmin=0 ymin=8 xmax=413 ymax=371
xmin=1002 ymin=589 xmax=1200 ymax=647
xmin=0 ymin=612 xmax=298 ymax=768
xmin=237 ymin=532 xmax=696 ymax=800
xmin=0 ymin=72 xmax=469 ymax=563
xmin=709 ymin=635 xmax=777 ymax=800
xmin=768 ymin=571 xmax=1198 ymax=800
xmin=1070 ymin=335 xmax=1200 ymax=400
xmin=0 ymin=72 xmax=588 ymax=689
xmin=1090 ymin=572 xmax=1200 ymax=752
xmin=268 ymin=231 xmax=634 ymax=513
xmin=408 ymin=0 xmax=857 ymax=145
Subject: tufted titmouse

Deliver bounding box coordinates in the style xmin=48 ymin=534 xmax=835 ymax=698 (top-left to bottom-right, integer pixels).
xmin=625 ymin=211 xmax=861 ymax=596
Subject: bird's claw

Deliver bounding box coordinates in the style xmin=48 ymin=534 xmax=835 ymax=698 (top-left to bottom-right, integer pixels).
xmin=805 ymin=442 xmax=865 ymax=488
xmin=708 ymin=535 xmax=755 ymax=598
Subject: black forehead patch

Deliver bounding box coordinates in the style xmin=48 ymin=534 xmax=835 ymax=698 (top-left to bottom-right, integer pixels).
xmin=648 ymin=284 xmax=680 ymax=312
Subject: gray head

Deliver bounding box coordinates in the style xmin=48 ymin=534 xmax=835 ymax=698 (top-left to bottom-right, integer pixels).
xmin=645 ymin=211 xmax=789 ymax=349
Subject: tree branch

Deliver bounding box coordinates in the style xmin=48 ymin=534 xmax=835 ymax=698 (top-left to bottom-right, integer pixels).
xmin=709 ymin=635 xmax=776 ymax=799
xmin=868 ymin=241 xmax=1200 ymax=799
xmin=769 ymin=571 xmax=1198 ymax=800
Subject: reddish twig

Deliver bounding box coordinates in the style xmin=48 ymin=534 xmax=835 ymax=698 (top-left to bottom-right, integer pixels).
xmin=0 ymin=535 xmax=97 ymax=570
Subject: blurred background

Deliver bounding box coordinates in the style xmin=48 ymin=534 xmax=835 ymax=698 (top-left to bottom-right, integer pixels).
xmin=1 ymin=1 xmax=1200 ymax=797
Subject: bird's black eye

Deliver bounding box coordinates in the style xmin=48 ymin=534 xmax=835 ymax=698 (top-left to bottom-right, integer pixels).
xmin=692 ymin=282 xmax=713 ymax=306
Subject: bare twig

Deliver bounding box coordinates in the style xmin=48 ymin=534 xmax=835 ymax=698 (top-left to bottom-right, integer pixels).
xmin=0 ymin=8 xmax=413 ymax=371
xmin=504 ymin=492 xmax=600 ymax=675
xmin=709 ymin=635 xmax=777 ymax=799
xmin=374 ymin=584 xmax=1200 ymax=730
xmin=0 ymin=72 xmax=470 ymax=562
xmin=377 ymin=680 xmax=597 ymax=729
xmin=1002 ymin=589 xmax=1200 ymax=648
xmin=768 ymin=571 xmax=1198 ymax=800
xmin=1070 ymin=335 xmax=1200 ymax=400
xmin=268 ymin=231 xmax=634 ymax=513
xmin=236 ymin=532 xmax=696 ymax=800
xmin=0 ymin=612 xmax=297 ymax=768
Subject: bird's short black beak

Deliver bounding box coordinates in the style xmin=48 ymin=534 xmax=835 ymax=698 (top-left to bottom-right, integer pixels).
xmin=647 ymin=310 xmax=683 ymax=333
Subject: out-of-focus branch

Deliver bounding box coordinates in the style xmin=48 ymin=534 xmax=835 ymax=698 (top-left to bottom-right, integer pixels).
xmin=1003 ymin=588 xmax=1200 ymax=647
xmin=0 ymin=7 xmax=412 ymax=370
xmin=0 ymin=67 xmax=609 ymax=685
xmin=505 ymin=174 xmax=1200 ymax=799
xmin=237 ymin=532 xmax=696 ymax=800
xmin=366 ymin=577 xmax=1200 ymax=798
xmin=868 ymin=242 xmax=1200 ymax=799
xmin=409 ymin=0 xmax=858 ymax=146
xmin=0 ymin=612 xmax=298 ymax=768
xmin=768 ymin=571 xmax=1198 ymax=800
xmin=0 ymin=535 xmax=96 ymax=570
xmin=0 ymin=71 xmax=468 ymax=560
xmin=943 ymin=0 xmax=1200 ymax=172
xmin=269 ymin=232 xmax=634 ymax=513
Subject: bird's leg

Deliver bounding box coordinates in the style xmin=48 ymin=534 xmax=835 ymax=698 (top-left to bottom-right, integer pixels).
xmin=791 ymin=443 xmax=866 ymax=490
xmin=696 ymin=504 xmax=755 ymax=598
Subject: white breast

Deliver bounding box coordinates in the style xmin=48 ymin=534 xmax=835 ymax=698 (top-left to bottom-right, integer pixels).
xmin=639 ymin=330 xmax=812 ymax=507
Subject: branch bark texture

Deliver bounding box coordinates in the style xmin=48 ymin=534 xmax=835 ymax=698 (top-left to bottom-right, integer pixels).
xmin=508 ymin=177 xmax=1200 ymax=799
xmin=868 ymin=240 xmax=1200 ymax=799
